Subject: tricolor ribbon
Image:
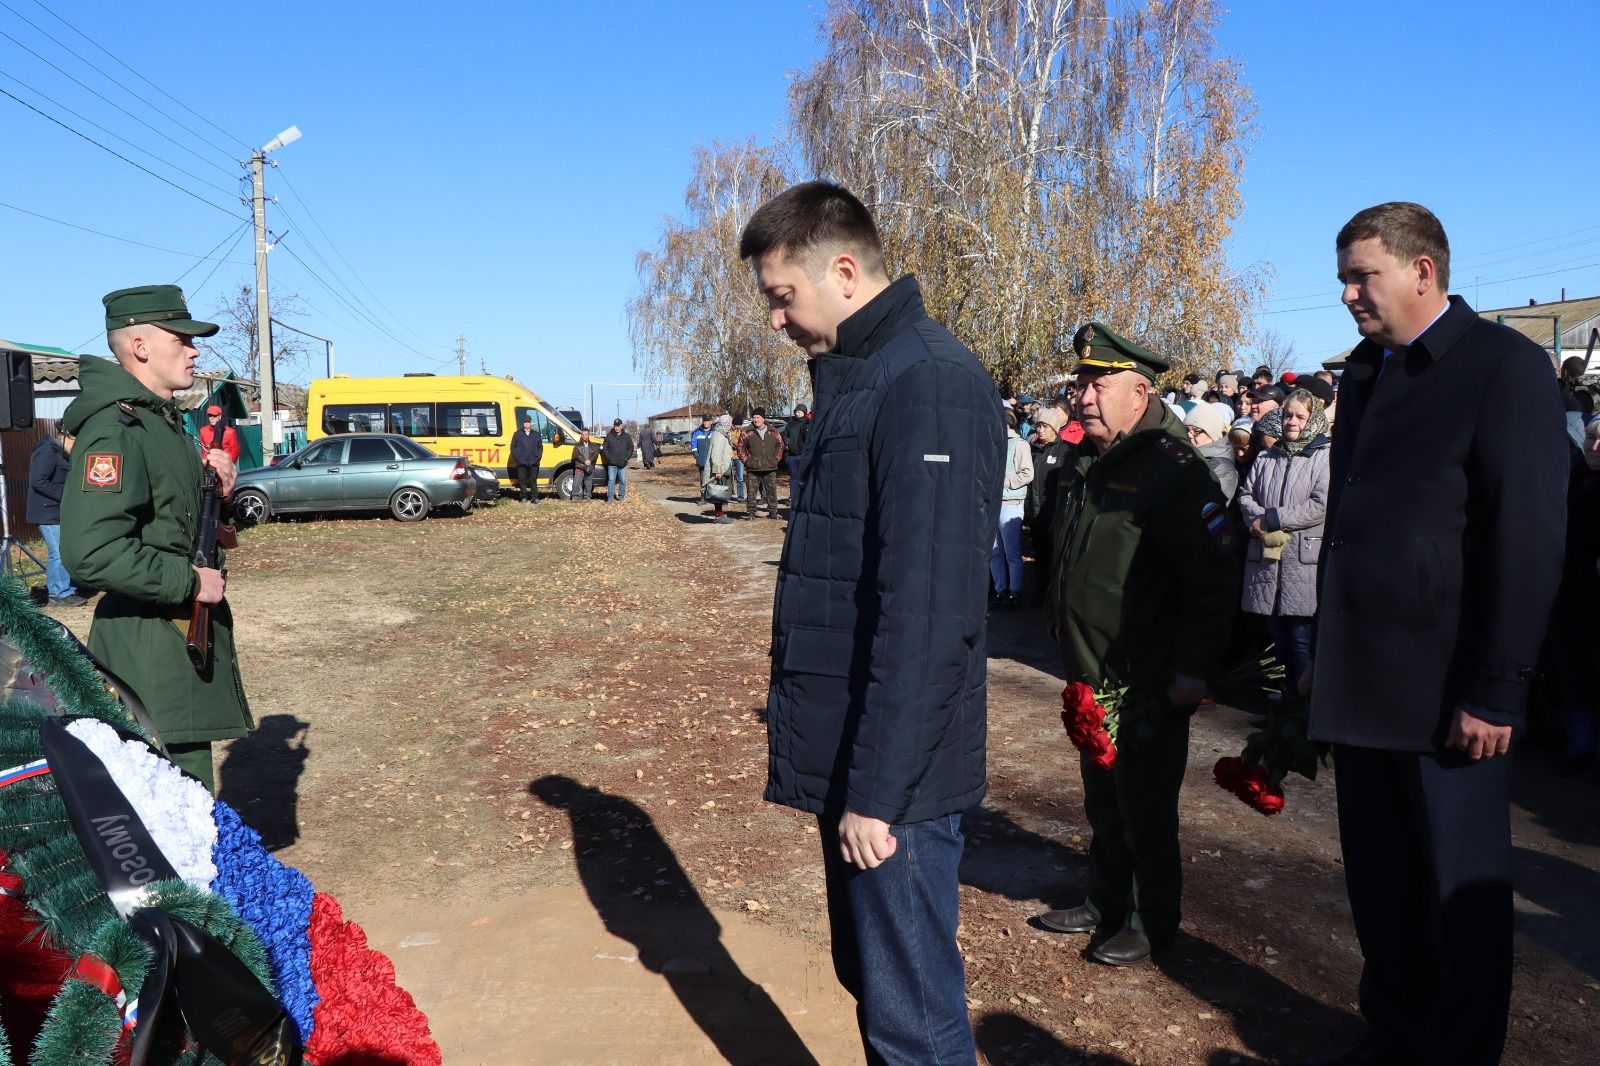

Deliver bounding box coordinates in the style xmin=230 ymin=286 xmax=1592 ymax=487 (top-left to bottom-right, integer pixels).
xmin=0 ymin=758 xmax=50 ymax=789
xmin=70 ymin=952 xmax=139 ymax=1029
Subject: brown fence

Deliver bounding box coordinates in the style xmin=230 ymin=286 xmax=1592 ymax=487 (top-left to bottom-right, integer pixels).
xmin=1 ymin=421 xmax=54 ymax=548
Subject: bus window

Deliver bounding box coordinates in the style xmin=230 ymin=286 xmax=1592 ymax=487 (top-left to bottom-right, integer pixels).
xmin=389 ymin=402 xmax=437 ymax=437
xmin=439 ymin=402 xmax=500 ymax=437
xmin=516 ymin=406 xmax=554 ymax=443
xmin=323 ymin=403 xmax=386 ymax=435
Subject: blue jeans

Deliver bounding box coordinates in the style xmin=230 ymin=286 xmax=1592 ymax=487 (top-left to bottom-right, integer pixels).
xmin=988 ymin=502 xmax=1025 ymax=594
xmin=820 ymin=812 xmax=975 ymax=1066
xmin=1268 ymin=615 xmax=1314 ymax=696
xmin=732 ymin=459 xmax=746 ymax=500
xmin=605 ymin=464 xmax=627 ymax=501
xmin=39 ymin=524 xmax=75 ymax=600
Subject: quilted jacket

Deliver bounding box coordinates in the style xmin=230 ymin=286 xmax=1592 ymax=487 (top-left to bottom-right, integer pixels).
xmin=764 ymin=276 xmax=1004 ymax=824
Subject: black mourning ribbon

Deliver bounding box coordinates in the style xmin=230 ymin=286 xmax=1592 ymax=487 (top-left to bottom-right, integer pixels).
xmin=128 ymin=909 xmax=303 ymax=1066
xmin=39 ymin=717 xmax=303 ymax=1065
xmin=40 ymin=717 xmax=180 ymax=905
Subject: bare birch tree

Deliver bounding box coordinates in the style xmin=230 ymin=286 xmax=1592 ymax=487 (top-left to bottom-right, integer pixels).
xmin=626 ymin=141 xmax=805 ymax=412
xmin=789 ymin=0 xmax=1261 ymax=387
xmin=199 ymin=284 xmax=311 ymax=383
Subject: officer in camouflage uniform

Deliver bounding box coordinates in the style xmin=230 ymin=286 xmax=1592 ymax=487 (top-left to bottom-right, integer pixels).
xmin=61 ymin=285 xmax=250 ymax=793
xmin=1039 ymin=322 xmax=1239 ymax=966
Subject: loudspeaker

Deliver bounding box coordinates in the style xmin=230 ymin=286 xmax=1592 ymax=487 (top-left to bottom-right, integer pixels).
xmin=0 ymin=350 xmax=34 ymax=430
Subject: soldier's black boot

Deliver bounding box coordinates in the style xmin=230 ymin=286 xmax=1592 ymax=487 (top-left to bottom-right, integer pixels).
xmin=1037 ymin=904 xmax=1099 ymax=934
xmin=1090 ymin=922 xmax=1152 ymax=966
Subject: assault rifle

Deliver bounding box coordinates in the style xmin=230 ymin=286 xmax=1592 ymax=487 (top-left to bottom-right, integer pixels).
xmin=185 ymin=440 xmax=237 ymax=670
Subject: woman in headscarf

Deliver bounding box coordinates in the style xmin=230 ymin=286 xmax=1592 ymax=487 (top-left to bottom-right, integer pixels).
xmin=1237 ymin=388 xmax=1331 ymax=697
xmin=702 ymin=413 xmax=736 ymax=523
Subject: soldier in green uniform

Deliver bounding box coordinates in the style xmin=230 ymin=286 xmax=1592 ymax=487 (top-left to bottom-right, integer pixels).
xmin=61 ymin=285 xmax=250 ymax=793
xmin=1039 ymin=322 xmax=1239 ymax=966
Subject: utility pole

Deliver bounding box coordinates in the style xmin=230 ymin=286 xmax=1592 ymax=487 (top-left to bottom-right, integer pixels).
xmin=251 ymin=153 xmax=275 ymax=449
xmin=457 ymin=334 xmax=466 ymax=375
xmin=248 ymin=125 xmax=301 ymax=452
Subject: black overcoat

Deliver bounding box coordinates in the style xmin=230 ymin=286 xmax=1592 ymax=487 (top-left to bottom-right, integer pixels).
xmin=1309 ymin=296 xmax=1566 ymax=751
xmin=764 ymin=276 xmax=1003 ymax=824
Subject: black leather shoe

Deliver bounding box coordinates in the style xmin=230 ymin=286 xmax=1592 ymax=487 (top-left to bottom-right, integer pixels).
xmin=1296 ymin=1036 xmax=1407 ymax=1066
xmin=1090 ymin=924 xmax=1151 ymax=966
xmin=1037 ymin=905 xmax=1099 ymax=934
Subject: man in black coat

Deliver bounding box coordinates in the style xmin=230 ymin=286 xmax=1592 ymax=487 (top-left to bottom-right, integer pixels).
xmin=28 ymin=427 xmax=84 ymax=606
xmin=509 ymin=415 xmax=543 ymax=503
xmin=1304 ymin=203 xmax=1566 ymax=1066
xmin=781 ymin=402 xmax=810 ymax=502
xmin=742 ymin=181 xmax=1002 ymax=1065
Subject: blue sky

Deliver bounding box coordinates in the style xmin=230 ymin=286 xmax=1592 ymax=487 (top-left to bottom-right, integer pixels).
xmin=2 ymin=1 xmax=1596 ymax=422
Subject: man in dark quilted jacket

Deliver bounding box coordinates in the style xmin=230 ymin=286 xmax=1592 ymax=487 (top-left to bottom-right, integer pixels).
xmin=741 ymin=181 xmax=1003 ymax=1066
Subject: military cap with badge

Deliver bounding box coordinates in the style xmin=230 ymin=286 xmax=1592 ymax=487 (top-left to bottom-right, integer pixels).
xmin=102 ymin=284 xmax=219 ymax=338
xmin=1072 ymin=322 xmax=1170 ymax=381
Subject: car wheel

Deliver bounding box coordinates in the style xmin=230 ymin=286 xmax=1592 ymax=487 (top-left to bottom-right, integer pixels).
xmin=234 ymin=489 xmax=271 ymax=526
xmin=389 ymin=486 xmax=430 ymax=522
xmin=556 ymin=467 xmax=582 ymax=500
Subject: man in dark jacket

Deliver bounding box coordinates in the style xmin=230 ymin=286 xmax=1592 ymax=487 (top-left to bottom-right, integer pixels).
xmin=601 ymin=419 xmax=633 ymax=502
xmin=28 ymin=427 xmax=84 ymax=606
xmin=781 ymin=403 xmax=810 ymax=502
xmin=638 ymin=424 xmax=657 ymax=469
xmin=509 ymin=415 xmax=543 ymax=503
xmin=571 ymin=431 xmax=598 ymax=501
xmin=742 ymin=181 xmax=1002 ymax=1065
xmin=736 ymin=407 xmax=785 ymax=518
xmin=1304 ymin=203 xmax=1566 ymax=1066
xmin=1039 ymin=323 xmax=1239 ymax=967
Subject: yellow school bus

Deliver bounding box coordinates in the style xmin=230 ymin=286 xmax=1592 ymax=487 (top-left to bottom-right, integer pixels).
xmin=306 ymin=374 xmax=590 ymax=496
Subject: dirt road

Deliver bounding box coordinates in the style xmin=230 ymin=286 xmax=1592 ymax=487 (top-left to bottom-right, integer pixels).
xmin=45 ymin=454 xmax=1599 ymax=1064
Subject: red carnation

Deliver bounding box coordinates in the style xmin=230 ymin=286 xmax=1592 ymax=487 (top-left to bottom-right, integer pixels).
xmin=1254 ymin=786 xmax=1286 ymax=816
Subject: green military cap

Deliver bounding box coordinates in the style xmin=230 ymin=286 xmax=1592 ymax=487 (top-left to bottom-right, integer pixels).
xmin=102 ymin=284 xmax=219 ymax=337
xmin=1071 ymin=322 xmax=1168 ymax=381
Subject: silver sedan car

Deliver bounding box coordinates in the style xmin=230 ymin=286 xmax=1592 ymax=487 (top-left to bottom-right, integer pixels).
xmin=233 ymin=433 xmax=474 ymax=524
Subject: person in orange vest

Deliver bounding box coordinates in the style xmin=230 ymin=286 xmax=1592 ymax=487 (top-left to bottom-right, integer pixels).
xmin=199 ymin=405 xmax=240 ymax=462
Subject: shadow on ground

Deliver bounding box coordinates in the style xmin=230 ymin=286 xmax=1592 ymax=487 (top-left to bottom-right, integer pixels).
xmin=218 ymin=713 xmax=310 ymax=850
xmin=530 ymin=774 xmax=820 ymax=1066
xmin=975 ymin=1011 xmax=1131 ymax=1064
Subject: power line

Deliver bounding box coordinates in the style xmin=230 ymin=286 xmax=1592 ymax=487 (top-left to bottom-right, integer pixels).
xmin=0 ymin=68 xmax=242 ymax=199
xmin=274 ymin=164 xmax=429 ymax=342
xmin=0 ymin=0 xmax=241 ymax=162
xmin=276 ymin=238 xmax=447 ymax=363
xmin=179 ymin=225 xmax=252 ymax=306
xmin=1266 ymin=222 xmax=1600 ymax=304
xmin=173 ymin=222 xmax=252 ymax=286
xmin=25 ymin=0 xmax=252 ymax=154
xmin=0 ymin=198 xmax=248 ymax=260
xmin=270 ymin=201 xmax=392 ymax=339
xmin=0 ymin=84 xmax=246 ymax=220
xmin=0 ymin=23 xmax=238 ymax=178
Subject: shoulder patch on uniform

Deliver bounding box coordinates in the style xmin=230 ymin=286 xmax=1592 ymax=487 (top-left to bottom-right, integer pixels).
xmin=115 ymin=401 xmax=139 ymax=427
xmin=1201 ymin=500 xmax=1233 ymax=551
xmin=1154 ymin=435 xmax=1194 ymax=465
xmin=83 ymin=453 xmax=122 ymax=491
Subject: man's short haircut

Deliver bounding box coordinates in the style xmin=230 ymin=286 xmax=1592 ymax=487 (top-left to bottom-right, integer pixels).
xmin=1315 ymin=369 xmax=1336 ymax=383
xmin=1562 ymin=356 xmax=1587 ymax=379
xmin=1337 ymin=201 xmax=1451 ymax=291
xmin=738 ymin=181 xmax=888 ymax=278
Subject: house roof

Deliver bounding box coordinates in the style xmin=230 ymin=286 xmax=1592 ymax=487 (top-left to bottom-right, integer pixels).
xmin=1479 ymin=294 xmax=1600 ymax=349
xmin=647 ymin=402 xmax=720 ymax=421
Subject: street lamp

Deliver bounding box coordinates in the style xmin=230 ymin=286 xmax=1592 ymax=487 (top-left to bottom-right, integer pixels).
xmin=251 ymin=125 xmax=301 ymax=451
